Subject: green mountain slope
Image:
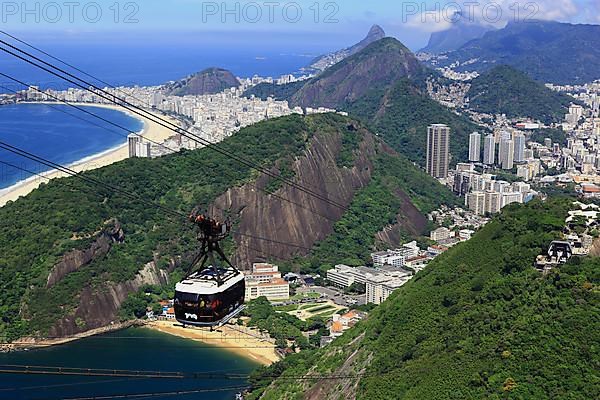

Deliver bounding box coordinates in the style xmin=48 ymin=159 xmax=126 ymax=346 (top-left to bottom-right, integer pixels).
xmin=346 ymin=78 xmax=479 ymax=164
xmin=0 ymin=115 xmax=310 ymax=340
xmin=441 ymin=20 xmax=600 ymax=85
xmin=288 ymin=38 xmax=482 ymax=165
xmin=0 ymin=114 xmax=456 ymax=341
xmin=242 ymin=80 xmax=305 ymax=101
xmin=467 ymin=66 xmax=574 ymax=123
xmin=165 ymin=67 xmax=240 ymax=96
xmin=291 ymin=38 xmax=425 ymax=109
xmin=250 ymin=199 xmax=600 ymax=399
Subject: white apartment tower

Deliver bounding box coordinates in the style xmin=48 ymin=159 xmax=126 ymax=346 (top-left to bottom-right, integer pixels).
xmin=426 ymin=124 xmax=451 ymax=178
xmin=513 ymin=133 xmax=526 ymax=163
xmin=469 ymin=132 xmax=481 ymax=162
xmin=499 ymin=138 xmax=514 ymax=170
xmin=483 ymin=135 xmax=496 ymax=165
xmin=127 ymin=134 xmax=140 ymax=158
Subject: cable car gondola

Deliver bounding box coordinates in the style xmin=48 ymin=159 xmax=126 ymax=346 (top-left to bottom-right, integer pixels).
xmin=174 ymin=210 xmax=245 ymax=327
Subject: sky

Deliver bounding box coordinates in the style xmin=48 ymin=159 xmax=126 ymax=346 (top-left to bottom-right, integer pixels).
xmin=2 ymin=0 xmax=600 ymax=50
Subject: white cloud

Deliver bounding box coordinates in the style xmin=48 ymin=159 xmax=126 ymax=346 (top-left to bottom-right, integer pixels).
xmin=403 ymin=4 xmax=461 ymax=33
xmin=398 ymin=0 xmax=582 ymax=33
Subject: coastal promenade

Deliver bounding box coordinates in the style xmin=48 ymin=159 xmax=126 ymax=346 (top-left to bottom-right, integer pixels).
xmin=0 ymin=103 xmax=179 ymax=207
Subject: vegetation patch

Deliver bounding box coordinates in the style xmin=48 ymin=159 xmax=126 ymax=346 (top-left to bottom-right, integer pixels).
xmin=252 ymin=199 xmax=600 ymax=399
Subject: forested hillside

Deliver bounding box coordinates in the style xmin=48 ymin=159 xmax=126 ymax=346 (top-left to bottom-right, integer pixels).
xmin=0 ymin=113 xmax=455 ymax=341
xmin=250 ymin=198 xmax=600 ymax=399
xmin=467 ymin=66 xmax=574 ymax=123
xmin=242 ymin=80 xmax=305 ymax=101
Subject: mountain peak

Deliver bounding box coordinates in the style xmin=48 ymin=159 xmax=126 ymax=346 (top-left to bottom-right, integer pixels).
xmin=352 ymin=25 xmax=386 ymax=51
xmin=420 ymin=16 xmax=495 ymax=54
xmin=305 ymin=24 xmax=386 ymax=73
xmin=366 ymin=24 xmax=386 ymax=39
xmin=292 ymin=36 xmax=424 ymax=109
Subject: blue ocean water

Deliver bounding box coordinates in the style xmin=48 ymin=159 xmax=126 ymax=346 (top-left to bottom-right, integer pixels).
xmin=0 ymin=31 xmax=345 ymax=90
xmin=0 ymin=31 xmax=348 ymax=189
xmin=0 ymin=103 xmax=144 ymax=190
xmin=0 ymin=327 xmax=259 ymax=400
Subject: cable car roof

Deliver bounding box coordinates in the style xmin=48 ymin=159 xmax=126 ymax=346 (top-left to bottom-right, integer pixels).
xmin=176 ymin=267 xmax=244 ymax=295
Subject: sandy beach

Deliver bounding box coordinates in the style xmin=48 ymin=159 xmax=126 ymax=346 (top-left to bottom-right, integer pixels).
xmin=146 ymin=320 xmax=281 ymax=366
xmin=0 ymin=102 xmax=180 ymax=207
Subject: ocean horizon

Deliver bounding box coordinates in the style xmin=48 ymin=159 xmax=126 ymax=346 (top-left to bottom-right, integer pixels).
xmin=0 ymin=31 xmax=340 ymax=91
xmin=0 ymin=103 xmax=144 ymax=191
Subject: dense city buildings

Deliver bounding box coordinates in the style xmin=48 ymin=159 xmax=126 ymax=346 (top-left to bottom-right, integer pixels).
xmin=426 ymin=124 xmax=451 ymax=178
xmin=17 ymin=77 xmax=342 ymax=161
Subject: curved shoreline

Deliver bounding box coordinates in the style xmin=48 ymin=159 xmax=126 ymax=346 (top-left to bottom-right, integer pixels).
xmin=0 ymin=102 xmax=179 ymax=207
xmin=3 ymin=320 xmax=280 ymax=367
xmin=146 ymin=320 xmax=280 ymax=366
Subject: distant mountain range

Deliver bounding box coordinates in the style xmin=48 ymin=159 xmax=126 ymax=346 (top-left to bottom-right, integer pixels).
xmin=304 ymin=25 xmax=386 ymax=73
xmin=165 ymin=67 xmax=240 ymax=96
xmin=420 ymin=12 xmax=496 ymax=54
xmin=434 ymin=20 xmax=600 ymax=84
xmin=467 ymin=65 xmax=575 ymax=123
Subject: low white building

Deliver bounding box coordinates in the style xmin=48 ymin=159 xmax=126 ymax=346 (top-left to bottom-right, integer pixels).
xmin=326 ymin=265 xmax=379 ymax=288
xmin=245 ymin=279 xmax=290 ymax=301
xmin=245 ymin=263 xmax=290 ymax=301
xmin=431 ymin=227 xmax=453 ymax=242
xmin=458 ymin=229 xmax=475 ymax=241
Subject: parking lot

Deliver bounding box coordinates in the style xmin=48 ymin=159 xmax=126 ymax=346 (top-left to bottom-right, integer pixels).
xmin=297 ymin=286 xmax=366 ymax=307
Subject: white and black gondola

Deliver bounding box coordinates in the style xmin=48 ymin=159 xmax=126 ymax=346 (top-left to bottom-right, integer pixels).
xmin=174 ymin=210 xmax=245 ymax=328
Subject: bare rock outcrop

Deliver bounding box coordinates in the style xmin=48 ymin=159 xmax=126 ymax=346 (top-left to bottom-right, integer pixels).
xmin=211 ymin=127 xmax=377 ymax=268
xmin=375 ymin=189 xmax=428 ymax=247
xmin=46 ymin=221 xmax=125 ymax=288
xmin=47 ymin=262 xmax=168 ymax=338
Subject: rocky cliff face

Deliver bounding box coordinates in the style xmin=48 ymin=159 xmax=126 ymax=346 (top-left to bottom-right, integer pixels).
xmin=210 ymin=124 xmax=378 ymax=267
xmin=375 ymin=189 xmax=428 ymax=247
xmin=41 ymin=220 xmax=166 ymax=338
xmin=46 ymin=221 xmax=125 ymax=288
xmin=47 ymin=262 xmax=168 ymax=338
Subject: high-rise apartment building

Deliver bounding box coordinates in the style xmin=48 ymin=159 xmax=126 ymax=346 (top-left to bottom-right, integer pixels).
xmin=426 ymin=124 xmax=450 ymax=178
xmin=483 ymin=134 xmax=496 ymax=165
xmin=499 ymin=138 xmax=514 ymax=170
xmin=513 ymin=133 xmax=526 ymax=163
xmin=469 ymin=132 xmax=481 ymax=162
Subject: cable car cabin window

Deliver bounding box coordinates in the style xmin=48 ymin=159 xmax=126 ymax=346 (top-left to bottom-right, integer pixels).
xmin=175 ymin=291 xmax=199 ymax=303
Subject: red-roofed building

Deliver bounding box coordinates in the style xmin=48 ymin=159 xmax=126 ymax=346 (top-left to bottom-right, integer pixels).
xmin=582 ymin=184 xmax=600 ymax=199
xmin=166 ymin=307 xmax=175 ymax=320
